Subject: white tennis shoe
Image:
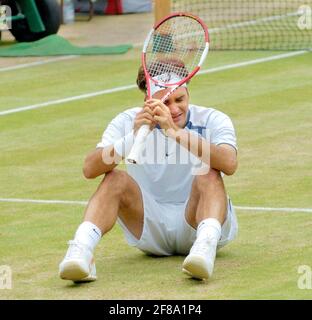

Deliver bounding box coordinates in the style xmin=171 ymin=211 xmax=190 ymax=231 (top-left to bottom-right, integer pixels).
xmin=59 ymin=240 xmax=96 ymax=283
xmin=182 ymin=237 xmax=217 ymax=280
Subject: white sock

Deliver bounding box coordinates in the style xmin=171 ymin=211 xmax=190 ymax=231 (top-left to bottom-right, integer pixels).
xmin=74 ymin=221 xmax=102 ymax=252
xmin=196 ymin=218 xmax=222 ymax=244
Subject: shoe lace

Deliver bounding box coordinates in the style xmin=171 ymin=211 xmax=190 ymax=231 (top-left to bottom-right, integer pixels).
xmin=190 ymin=237 xmax=217 ymax=257
xmin=66 ymin=240 xmax=86 ymax=259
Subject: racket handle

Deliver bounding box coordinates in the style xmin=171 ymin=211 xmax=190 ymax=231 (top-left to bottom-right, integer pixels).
xmin=126 ymin=125 xmax=150 ymax=164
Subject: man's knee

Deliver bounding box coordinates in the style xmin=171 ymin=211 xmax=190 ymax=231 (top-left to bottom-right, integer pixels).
xmin=97 ymin=169 xmax=129 ymax=196
xmin=103 ymin=169 xmax=128 ymax=183
xmin=193 ymin=169 xmax=223 ymax=193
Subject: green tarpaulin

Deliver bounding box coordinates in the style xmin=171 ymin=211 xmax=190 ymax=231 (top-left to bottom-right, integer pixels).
xmin=0 ymin=35 xmax=133 ymax=56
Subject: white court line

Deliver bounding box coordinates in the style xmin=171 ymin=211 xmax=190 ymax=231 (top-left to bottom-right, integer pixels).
xmin=0 ymin=198 xmax=311 ymax=213
xmin=0 ymin=84 xmax=137 ymax=116
xmin=0 ymin=50 xmax=309 ymax=117
xmin=0 ymin=198 xmax=88 ymax=206
xmin=234 ymin=206 xmax=312 ymax=213
xmin=0 ymin=55 xmax=78 ymax=72
xmin=198 ymin=50 xmax=308 ymax=75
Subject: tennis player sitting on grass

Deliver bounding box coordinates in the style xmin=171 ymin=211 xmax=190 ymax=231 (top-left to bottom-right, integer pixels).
xmin=59 ymin=66 xmax=238 ymax=282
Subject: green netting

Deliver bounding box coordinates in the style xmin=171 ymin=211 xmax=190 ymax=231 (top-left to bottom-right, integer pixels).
xmin=171 ymin=0 xmax=312 ymax=50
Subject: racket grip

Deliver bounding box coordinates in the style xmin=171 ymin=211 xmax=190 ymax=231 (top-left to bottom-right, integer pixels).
xmin=126 ymin=125 xmax=151 ymax=164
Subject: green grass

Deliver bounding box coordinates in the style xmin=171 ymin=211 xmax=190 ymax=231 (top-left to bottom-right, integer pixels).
xmin=0 ymin=49 xmax=311 ymax=299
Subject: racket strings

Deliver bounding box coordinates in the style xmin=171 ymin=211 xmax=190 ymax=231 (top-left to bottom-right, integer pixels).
xmin=146 ymin=15 xmax=206 ymax=82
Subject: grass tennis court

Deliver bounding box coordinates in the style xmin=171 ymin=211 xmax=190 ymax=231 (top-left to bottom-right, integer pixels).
xmin=0 ymin=21 xmax=312 ymax=299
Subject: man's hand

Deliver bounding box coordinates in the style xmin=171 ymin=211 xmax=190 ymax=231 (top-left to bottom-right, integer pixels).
xmin=133 ymin=105 xmax=156 ymax=136
xmin=145 ymin=99 xmax=179 ymax=133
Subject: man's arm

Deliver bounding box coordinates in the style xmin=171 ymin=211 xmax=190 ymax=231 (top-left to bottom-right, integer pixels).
xmin=84 ymin=107 xmax=152 ymax=179
xmin=210 ymin=143 xmax=238 ymax=175
xmin=166 ymin=128 xmax=238 ymax=176
xmin=83 ymin=145 xmax=123 ymax=179
xmin=147 ymin=98 xmax=237 ymax=175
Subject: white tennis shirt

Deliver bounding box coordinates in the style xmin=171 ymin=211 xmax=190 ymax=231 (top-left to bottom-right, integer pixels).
xmin=97 ymin=104 xmax=237 ymax=204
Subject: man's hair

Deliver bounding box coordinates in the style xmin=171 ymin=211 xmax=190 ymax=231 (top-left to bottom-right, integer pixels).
xmin=136 ymin=59 xmax=190 ymax=93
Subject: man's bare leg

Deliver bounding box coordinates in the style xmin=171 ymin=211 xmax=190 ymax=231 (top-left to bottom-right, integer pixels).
xmin=182 ymin=168 xmax=227 ymax=280
xmin=185 ymin=168 xmax=227 ymax=228
xmin=83 ymin=169 xmax=144 ymax=239
xmin=59 ymin=169 xmax=144 ymax=282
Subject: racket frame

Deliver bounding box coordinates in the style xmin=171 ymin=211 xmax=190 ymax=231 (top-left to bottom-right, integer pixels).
xmin=126 ymin=12 xmax=210 ymax=164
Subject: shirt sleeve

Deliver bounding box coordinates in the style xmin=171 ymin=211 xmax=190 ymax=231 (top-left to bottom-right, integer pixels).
xmin=96 ymin=112 xmax=134 ymax=149
xmin=209 ymin=111 xmax=238 ymax=151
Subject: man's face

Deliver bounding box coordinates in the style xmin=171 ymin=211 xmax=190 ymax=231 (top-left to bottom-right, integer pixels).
xmin=152 ymin=87 xmax=189 ymax=128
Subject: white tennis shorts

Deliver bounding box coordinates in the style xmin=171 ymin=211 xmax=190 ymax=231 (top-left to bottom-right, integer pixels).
xmin=117 ymin=188 xmax=238 ymax=256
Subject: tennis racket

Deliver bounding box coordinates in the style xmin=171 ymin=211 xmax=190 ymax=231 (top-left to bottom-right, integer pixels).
xmin=126 ymin=12 xmax=210 ymax=164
